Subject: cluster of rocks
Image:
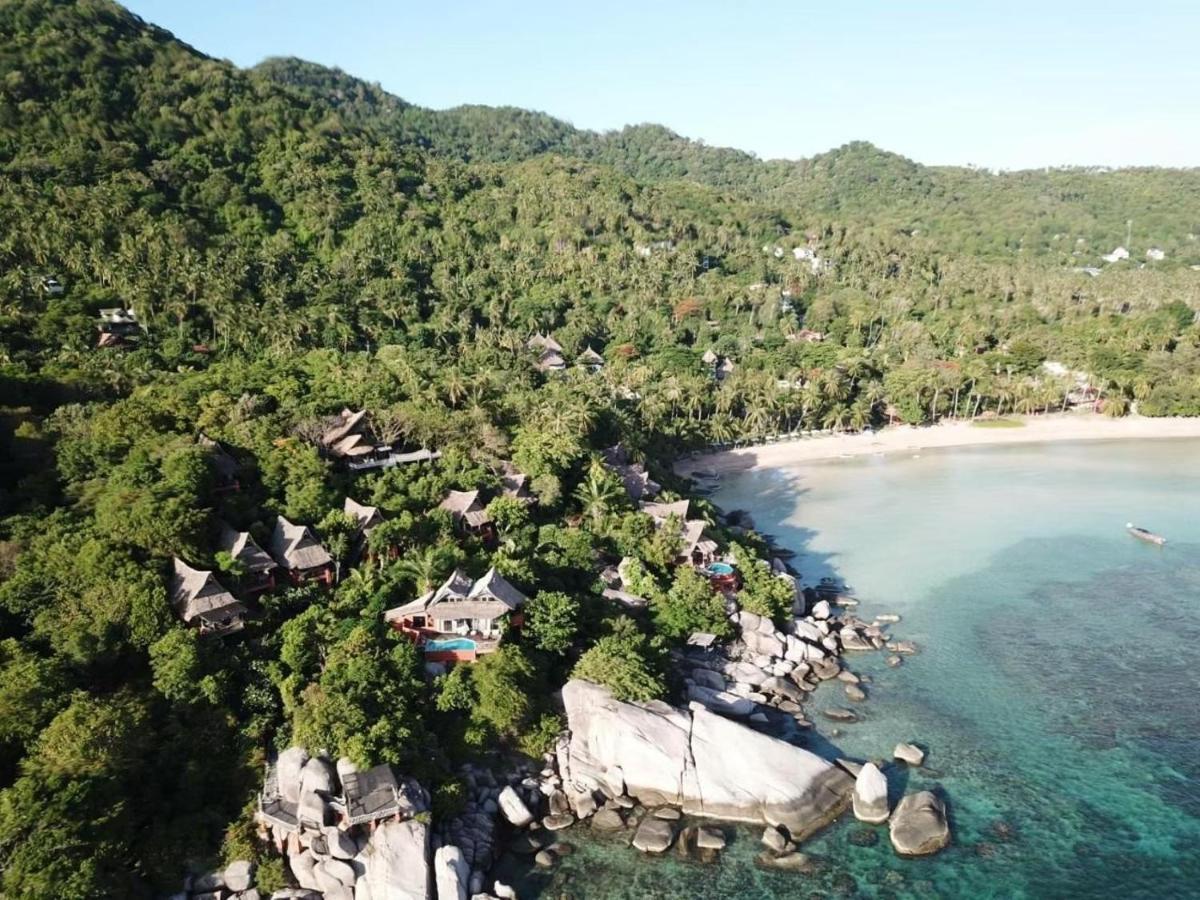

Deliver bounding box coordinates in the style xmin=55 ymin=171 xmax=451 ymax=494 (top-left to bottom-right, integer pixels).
xmin=435 ymin=762 xmax=544 ymax=896
xmin=850 ymin=749 xmax=950 ymax=856
xmin=681 ymin=596 xmax=912 ymax=729
xmin=552 ymin=680 xmax=852 ymax=839
xmin=170 ymin=860 xmax=259 ymax=900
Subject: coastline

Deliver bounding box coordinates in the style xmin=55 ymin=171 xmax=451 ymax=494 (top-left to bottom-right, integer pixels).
xmin=676 ymin=413 xmax=1200 ymax=476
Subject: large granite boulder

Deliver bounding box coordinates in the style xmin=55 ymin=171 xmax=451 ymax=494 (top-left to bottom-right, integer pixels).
xmin=894 ymin=743 xmax=926 ymax=766
xmin=224 ymin=860 xmax=254 ymax=892
xmin=889 ymin=791 xmax=950 ymax=856
xmin=851 ymin=763 xmax=889 ymax=824
xmin=560 ymin=680 xmax=851 ymax=838
xmin=276 ymin=747 xmax=310 ymax=805
xmin=632 ymin=817 xmax=675 ymax=853
xmin=498 ymin=785 xmax=534 ymax=827
xmin=355 ymin=819 xmax=430 ymax=900
xmin=434 ymin=845 xmax=469 ymax=900
xmin=687 ymin=684 xmax=754 ymax=717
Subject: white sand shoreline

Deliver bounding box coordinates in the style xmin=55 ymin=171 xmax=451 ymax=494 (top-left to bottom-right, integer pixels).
xmin=676 ymin=414 xmax=1200 ymax=476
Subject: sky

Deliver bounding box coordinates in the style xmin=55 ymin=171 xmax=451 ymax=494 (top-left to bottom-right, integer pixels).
xmin=124 ymin=1 xmax=1200 ymax=171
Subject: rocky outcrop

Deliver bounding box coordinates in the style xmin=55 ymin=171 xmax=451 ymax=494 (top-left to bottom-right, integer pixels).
xmin=894 ymin=743 xmax=925 ymax=766
xmin=433 ymin=845 xmax=469 ymax=900
xmin=356 ymin=819 xmax=430 ymax=900
xmin=498 ymin=785 xmax=534 ymax=827
xmin=851 ymin=762 xmax=889 ymax=824
xmin=889 ymin=791 xmax=950 ymax=856
xmin=560 ymin=680 xmax=851 ymax=837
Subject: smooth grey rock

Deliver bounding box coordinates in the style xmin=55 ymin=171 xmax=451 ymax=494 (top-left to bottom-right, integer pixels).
xmin=498 ymin=785 xmax=534 ymax=827
xmin=743 ymin=629 xmax=785 ymax=659
xmin=889 ymin=640 xmax=920 ymax=654
xmin=591 ymin=807 xmax=625 ymax=830
xmin=811 ymin=600 xmax=832 ymax=620
xmin=886 ymin=655 xmax=903 ymax=667
xmin=836 ymin=669 xmax=860 ymax=684
xmin=687 ymin=684 xmax=754 ymax=717
xmin=290 ymin=850 xmax=319 ymax=892
xmin=653 ymin=806 xmax=681 ymax=820
xmin=355 ymin=819 xmax=429 ymax=900
xmin=845 ymin=684 xmax=867 ymax=702
xmin=755 ymin=850 xmax=815 ymax=873
xmin=632 ymin=817 xmax=675 ymax=853
xmin=689 ymin=668 xmax=726 ymax=691
xmin=696 ymin=827 xmax=726 ymax=851
xmin=889 ymin=791 xmax=950 ymax=856
xmin=761 ymin=676 xmax=805 ymax=703
xmin=761 ymin=825 xmax=788 ymax=853
xmin=494 ymin=881 xmax=518 ymax=900
xmin=821 ymin=707 xmax=858 ymax=723
xmin=840 ymin=627 xmax=875 ymax=651
xmin=435 ymin=845 xmax=469 ymax=900
xmin=224 ymin=860 xmax=254 ymax=892
xmin=852 ymin=762 xmax=890 ymax=824
xmin=876 ymin=614 xmax=901 ymax=623
xmin=894 ymin=743 xmax=925 ymax=766
xmin=542 ymin=813 xmax=575 ymax=830
xmin=534 ymin=849 xmax=556 ymax=867
xmin=276 ymin=746 xmax=310 ymax=805
xmin=811 ymin=659 xmax=841 ymax=681
xmin=791 ymin=619 xmax=824 ymax=643
xmin=560 ymin=680 xmax=850 ymax=839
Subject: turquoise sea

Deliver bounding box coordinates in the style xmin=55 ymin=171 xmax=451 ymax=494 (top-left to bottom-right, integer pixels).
xmin=510 ymin=438 xmax=1200 ymax=899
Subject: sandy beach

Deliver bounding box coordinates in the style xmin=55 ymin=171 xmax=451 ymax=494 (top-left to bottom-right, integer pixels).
xmin=676 ymin=414 xmax=1200 ymax=475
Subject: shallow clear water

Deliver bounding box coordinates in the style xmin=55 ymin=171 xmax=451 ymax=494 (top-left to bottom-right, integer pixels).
xmin=510 ymin=439 xmax=1200 ymax=899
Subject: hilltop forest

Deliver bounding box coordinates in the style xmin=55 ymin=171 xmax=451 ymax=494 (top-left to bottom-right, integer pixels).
xmin=1 ymin=1 xmax=1200 ymax=897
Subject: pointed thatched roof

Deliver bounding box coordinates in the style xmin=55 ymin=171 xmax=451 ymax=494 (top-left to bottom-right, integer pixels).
xmin=270 ymin=517 xmax=332 ymax=571
xmin=170 ymin=558 xmax=246 ymax=626
xmin=217 ymin=522 xmax=276 ymax=573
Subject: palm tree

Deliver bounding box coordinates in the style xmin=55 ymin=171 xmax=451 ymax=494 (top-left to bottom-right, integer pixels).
xmin=398 ymin=546 xmax=450 ymax=595
xmin=574 ymin=460 xmax=625 ymax=527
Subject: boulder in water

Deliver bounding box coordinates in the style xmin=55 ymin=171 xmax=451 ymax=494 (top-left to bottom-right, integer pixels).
xmin=851 ymin=762 xmax=889 ymax=824
xmin=889 ymin=791 xmax=950 ymax=856
xmin=632 ymin=817 xmax=675 ymax=853
xmin=894 ymin=743 xmax=925 ymax=766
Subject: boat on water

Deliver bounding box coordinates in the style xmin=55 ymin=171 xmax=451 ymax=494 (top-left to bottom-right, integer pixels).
xmin=1127 ymin=522 xmax=1167 ymax=546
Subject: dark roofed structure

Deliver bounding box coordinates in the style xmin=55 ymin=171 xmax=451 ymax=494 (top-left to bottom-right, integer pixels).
xmin=217 ymin=521 xmax=277 ymax=594
xmin=198 ymin=432 xmax=240 ymax=492
xmin=270 ymin=516 xmax=334 ymax=586
xmin=169 ymin=558 xmax=246 ymax=634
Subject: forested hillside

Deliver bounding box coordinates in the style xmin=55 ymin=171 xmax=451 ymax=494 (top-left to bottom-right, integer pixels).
xmin=1 ymin=1 xmax=1200 ymax=897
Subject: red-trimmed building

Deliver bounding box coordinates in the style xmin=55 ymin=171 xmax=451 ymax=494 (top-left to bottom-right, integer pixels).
xmin=383 ymin=568 xmax=527 ymax=663
xmin=269 ymin=516 xmax=334 ymax=587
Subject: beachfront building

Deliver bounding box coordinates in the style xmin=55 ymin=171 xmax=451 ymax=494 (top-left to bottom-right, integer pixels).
xmin=216 ymin=521 xmax=278 ymax=594
xmin=640 ymin=499 xmax=719 ymax=567
xmin=269 ymin=516 xmax=335 ymax=586
xmin=384 ymin=567 xmax=528 ymax=662
xmin=169 ymin=558 xmax=247 ymax=635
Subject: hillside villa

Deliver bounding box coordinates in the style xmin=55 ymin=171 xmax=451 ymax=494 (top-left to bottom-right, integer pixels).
xmin=439 ymin=489 xmax=494 ymax=541
xmin=640 ymin=498 xmax=719 ymax=567
xmin=320 ymin=408 xmax=440 ymax=472
xmin=269 ymin=516 xmax=334 ymax=586
xmin=216 ymin=521 xmax=278 ymax=594
xmin=169 ymin=557 xmax=247 ymax=635
xmin=383 ymin=567 xmax=528 ymax=662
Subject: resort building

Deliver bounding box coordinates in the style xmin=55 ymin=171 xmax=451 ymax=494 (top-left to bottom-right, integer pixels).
xmin=40 ymin=275 xmax=64 ymax=295
xmin=383 ymin=567 xmax=528 ymax=662
xmin=198 ymin=432 xmax=241 ymax=493
xmin=528 ymin=334 xmax=567 ymax=373
xmin=499 ymin=463 xmax=536 ymax=506
xmin=269 ymin=516 xmax=335 ymax=586
xmin=216 ymin=521 xmax=278 ymax=594
xmin=577 ymin=346 xmax=605 ymax=372
xmin=439 ymin=489 xmax=494 ymax=540
xmin=96 ymin=307 xmax=141 ymax=348
xmin=169 ymin=558 xmax=247 ymax=635
xmin=601 ymin=444 xmax=661 ymax=501
xmin=640 ymin=499 xmax=719 ymax=567
xmin=319 ymin=408 xmax=440 ymax=472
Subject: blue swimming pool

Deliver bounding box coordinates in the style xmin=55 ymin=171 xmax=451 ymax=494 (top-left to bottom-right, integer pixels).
xmin=708 ymin=562 xmax=735 ymax=575
xmin=425 ymin=637 xmax=476 ymax=652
